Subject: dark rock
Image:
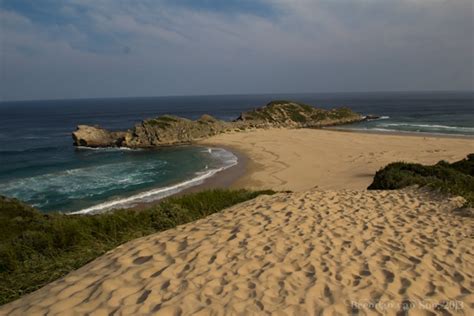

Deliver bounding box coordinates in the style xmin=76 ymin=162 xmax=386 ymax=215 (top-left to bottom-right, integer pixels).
xmin=364 ymin=115 xmax=381 ymax=120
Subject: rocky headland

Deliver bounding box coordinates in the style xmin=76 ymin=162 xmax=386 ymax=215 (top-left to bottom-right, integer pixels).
xmin=72 ymin=101 xmax=364 ymax=148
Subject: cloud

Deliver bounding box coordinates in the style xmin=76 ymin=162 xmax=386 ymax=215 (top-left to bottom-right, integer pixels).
xmin=0 ymin=0 xmax=472 ymax=100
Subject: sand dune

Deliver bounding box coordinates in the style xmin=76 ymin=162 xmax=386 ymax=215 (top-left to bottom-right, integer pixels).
xmin=201 ymin=129 xmax=474 ymax=191
xmin=2 ymin=188 xmax=472 ymax=315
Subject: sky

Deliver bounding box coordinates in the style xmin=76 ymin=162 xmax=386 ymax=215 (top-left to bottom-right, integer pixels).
xmin=0 ymin=0 xmax=472 ymax=101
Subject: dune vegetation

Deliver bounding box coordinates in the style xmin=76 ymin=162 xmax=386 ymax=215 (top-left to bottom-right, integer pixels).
xmin=368 ymin=153 xmax=474 ymax=207
xmin=0 ymin=189 xmax=275 ymax=305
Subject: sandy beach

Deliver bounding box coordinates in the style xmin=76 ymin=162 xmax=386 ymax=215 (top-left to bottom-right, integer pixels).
xmin=2 ymin=129 xmax=473 ymax=315
xmin=202 ymin=128 xmax=474 ymax=191
xmin=2 ymin=188 xmax=472 ymax=315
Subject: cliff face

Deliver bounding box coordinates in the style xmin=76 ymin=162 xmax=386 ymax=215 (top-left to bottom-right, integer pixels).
xmin=72 ymin=101 xmax=364 ymax=148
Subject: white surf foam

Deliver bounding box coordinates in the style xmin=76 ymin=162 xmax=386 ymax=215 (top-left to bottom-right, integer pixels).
xmin=76 ymin=146 xmax=143 ymax=151
xmin=362 ymin=115 xmax=390 ymax=121
xmin=334 ymin=126 xmax=474 ymax=137
xmin=70 ymin=147 xmax=238 ymax=214
xmin=380 ymin=123 xmax=474 ymax=133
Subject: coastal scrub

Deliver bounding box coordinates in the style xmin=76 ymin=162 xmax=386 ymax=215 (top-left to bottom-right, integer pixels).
xmin=368 ymin=154 xmax=474 ymax=207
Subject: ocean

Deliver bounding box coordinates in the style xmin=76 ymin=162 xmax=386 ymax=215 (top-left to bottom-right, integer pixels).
xmin=0 ymin=92 xmax=472 ymax=213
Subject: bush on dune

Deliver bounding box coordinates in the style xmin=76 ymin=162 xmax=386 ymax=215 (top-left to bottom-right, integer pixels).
xmin=0 ymin=189 xmax=275 ymax=305
xmin=368 ymin=154 xmax=474 ymax=207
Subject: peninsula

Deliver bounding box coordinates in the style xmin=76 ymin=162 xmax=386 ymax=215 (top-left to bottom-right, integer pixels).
xmin=72 ymin=101 xmax=364 ymax=148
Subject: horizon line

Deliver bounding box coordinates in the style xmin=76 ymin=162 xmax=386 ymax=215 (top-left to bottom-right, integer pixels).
xmin=1 ymin=89 xmax=473 ymax=103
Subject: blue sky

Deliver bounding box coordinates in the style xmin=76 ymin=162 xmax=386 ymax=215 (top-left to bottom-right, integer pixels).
xmin=1 ymin=0 xmax=472 ymax=101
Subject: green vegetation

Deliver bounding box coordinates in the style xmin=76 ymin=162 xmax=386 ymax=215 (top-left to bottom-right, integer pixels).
xmin=0 ymin=189 xmax=275 ymax=305
xmin=240 ymin=101 xmax=360 ymax=126
xmin=328 ymin=107 xmax=357 ymax=120
xmin=297 ymin=103 xmax=314 ymax=113
xmin=266 ymin=100 xmax=313 ymax=113
xmin=285 ymin=104 xmax=308 ymax=123
xmin=145 ymin=119 xmax=171 ymax=129
xmin=368 ymin=154 xmax=474 ymax=207
xmin=245 ymin=102 xmax=311 ymax=123
xmin=245 ymin=108 xmax=276 ymax=122
xmin=145 ymin=115 xmax=180 ymax=128
xmin=266 ymin=100 xmax=293 ymax=106
xmin=311 ymin=107 xmax=358 ymax=121
xmin=156 ymin=115 xmax=178 ymax=122
xmin=310 ymin=111 xmax=329 ymax=121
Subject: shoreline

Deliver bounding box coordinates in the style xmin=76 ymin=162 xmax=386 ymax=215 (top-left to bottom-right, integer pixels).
xmin=129 ymin=146 xmax=249 ymax=211
xmin=179 ymin=146 xmax=249 ymax=193
xmin=70 ymin=146 xmax=244 ymax=214
xmin=199 ymin=127 xmax=474 ymax=192
xmin=75 ymin=127 xmax=473 ymax=213
xmin=325 ymin=126 xmax=474 ymax=139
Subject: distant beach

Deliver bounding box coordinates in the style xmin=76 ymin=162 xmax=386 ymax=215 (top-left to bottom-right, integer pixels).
xmin=200 ymin=128 xmax=474 ymax=192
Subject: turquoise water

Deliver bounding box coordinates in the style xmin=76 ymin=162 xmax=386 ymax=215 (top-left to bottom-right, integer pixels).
xmin=0 ymin=146 xmax=236 ymax=213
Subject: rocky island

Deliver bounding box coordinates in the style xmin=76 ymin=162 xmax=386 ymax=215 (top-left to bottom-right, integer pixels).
xmin=72 ymin=100 xmax=364 ymax=148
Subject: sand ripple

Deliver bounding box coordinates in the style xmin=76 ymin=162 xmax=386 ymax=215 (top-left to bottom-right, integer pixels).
xmin=1 ymin=189 xmax=473 ymax=315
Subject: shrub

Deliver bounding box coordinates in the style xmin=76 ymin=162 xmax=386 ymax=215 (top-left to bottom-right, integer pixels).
xmin=328 ymin=107 xmax=356 ymax=119
xmin=368 ymin=154 xmax=474 ymax=207
xmin=310 ymin=111 xmax=329 ymax=121
xmin=286 ymin=105 xmax=308 ymax=123
xmin=145 ymin=119 xmax=171 ymax=129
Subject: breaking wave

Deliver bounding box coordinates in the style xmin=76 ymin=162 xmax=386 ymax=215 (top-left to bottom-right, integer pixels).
xmin=71 ymin=147 xmax=238 ymax=214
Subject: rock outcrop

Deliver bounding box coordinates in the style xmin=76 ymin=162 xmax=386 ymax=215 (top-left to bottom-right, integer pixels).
xmin=124 ymin=115 xmax=231 ymax=148
xmin=72 ymin=101 xmax=364 ymax=148
xmin=364 ymin=115 xmax=382 ymax=120
xmin=236 ymin=100 xmax=362 ymax=128
xmin=72 ymin=125 xmax=127 ymax=147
